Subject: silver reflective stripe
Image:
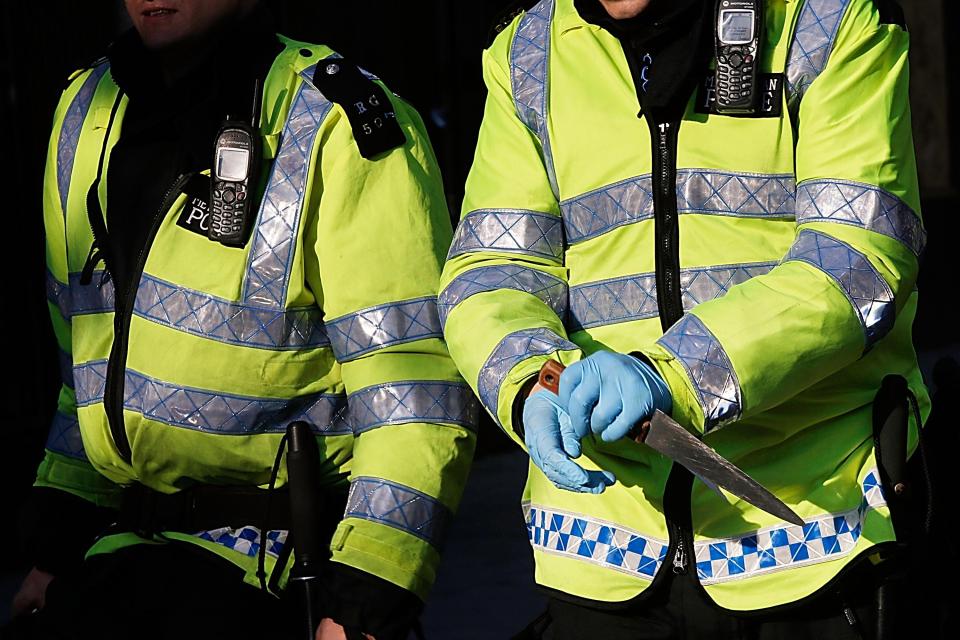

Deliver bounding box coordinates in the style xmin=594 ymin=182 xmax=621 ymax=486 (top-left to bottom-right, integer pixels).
xmin=72 ymin=360 xmax=350 ymax=435
xmin=326 ymin=297 xmax=443 ymax=362
xmin=242 ymin=65 xmax=334 ymax=308
xmin=58 ymin=347 xmax=74 ymax=389
xmin=57 ymin=63 xmax=109 ymax=216
xmin=448 ymin=209 xmax=564 ymax=262
xmin=786 ymin=0 xmax=853 ymax=111
xmin=657 ymin=314 xmax=741 ymax=430
xmin=510 ymin=0 xmax=559 ymax=198
xmin=563 ymin=171 xmax=796 ymax=245
xmin=46 ymin=271 xmax=115 ymax=319
xmin=477 ymin=328 xmax=577 ymax=421
xmin=345 ymin=476 xmax=450 ymax=547
xmin=568 ymin=262 xmax=777 ymax=331
xmin=696 ymin=469 xmax=886 ymax=584
xmin=45 ymin=411 xmax=87 ymax=460
xmin=784 ymin=229 xmax=895 ymax=348
xmin=796 ymin=180 xmax=926 ymax=257
xmin=438 ymin=265 xmax=568 ymax=329
xmin=135 ymin=273 xmax=329 ymax=350
xmin=525 ymin=503 xmax=668 ymax=580
xmin=196 ymin=527 xmax=288 ymax=559
xmin=347 ymin=381 xmax=479 ymax=435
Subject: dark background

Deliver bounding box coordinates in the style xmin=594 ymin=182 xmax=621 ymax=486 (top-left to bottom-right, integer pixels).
xmin=1 ymin=0 xmax=958 ymax=635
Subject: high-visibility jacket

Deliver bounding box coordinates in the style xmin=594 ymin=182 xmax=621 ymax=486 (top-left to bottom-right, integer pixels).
xmin=40 ymin=37 xmax=476 ymax=599
xmin=441 ymin=0 xmax=928 ymax=610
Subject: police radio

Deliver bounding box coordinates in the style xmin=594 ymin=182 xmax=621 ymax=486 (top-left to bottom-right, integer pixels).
xmin=714 ymin=0 xmax=763 ymax=115
xmin=209 ymin=80 xmax=262 ymax=247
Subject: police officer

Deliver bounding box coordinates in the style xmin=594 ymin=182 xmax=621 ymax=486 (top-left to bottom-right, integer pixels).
xmin=442 ymin=0 xmax=925 ymax=637
xmin=7 ymin=1 xmax=476 ymax=638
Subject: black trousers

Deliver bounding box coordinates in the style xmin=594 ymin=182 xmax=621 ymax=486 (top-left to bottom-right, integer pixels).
xmin=0 ymin=543 xmax=302 ymax=640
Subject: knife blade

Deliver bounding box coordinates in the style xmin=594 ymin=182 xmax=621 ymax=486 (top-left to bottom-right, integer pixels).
xmin=538 ymin=360 xmax=804 ymax=526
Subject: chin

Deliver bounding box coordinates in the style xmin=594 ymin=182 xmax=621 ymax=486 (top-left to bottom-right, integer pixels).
xmin=136 ymin=23 xmax=192 ymax=50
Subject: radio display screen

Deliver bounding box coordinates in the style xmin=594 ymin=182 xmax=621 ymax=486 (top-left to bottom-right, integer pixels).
xmin=216 ymin=148 xmax=249 ymax=182
xmin=720 ymin=10 xmax=755 ymax=45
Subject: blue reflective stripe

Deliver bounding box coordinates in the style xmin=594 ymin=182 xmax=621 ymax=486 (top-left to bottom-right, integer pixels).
xmin=346 ymin=381 xmax=479 ymax=435
xmin=786 ymin=0 xmax=853 ymax=111
xmin=46 ymin=271 xmax=115 ymax=320
xmin=657 ymin=314 xmax=742 ymax=430
xmin=568 ymin=262 xmax=777 ymax=332
xmin=784 ymin=229 xmax=896 ymax=349
xmin=45 ymin=411 xmax=87 ymax=460
xmin=477 ymin=328 xmax=577 ymax=422
xmin=561 ymin=175 xmax=654 ymax=244
xmin=525 ymin=504 xmax=669 ymax=580
xmin=344 ymin=476 xmax=450 ymax=548
xmin=242 ymin=65 xmax=334 ymax=308
xmin=696 ymin=470 xmax=886 ymax=584
xmin=57 ymin=63 xmax=109 ymax=216
xmin=510 ymin=0 xmax=559 ymax=198
xmin=796 ymin=179 xmax=926 ymax=257
xmin=448 ymin=209 xmax=564 ymax=262
xmin=438 ymin=265 xmax=568 ymax=329
xmin=73 ymin=360 xmax=108 ymax=408
xmin=135 ymin=273 xmax=329 ymax=350
xmin=196 ymin=527 xmax=287 ymax=559
xmin=325 ymin=297 xmax=443 ymax=362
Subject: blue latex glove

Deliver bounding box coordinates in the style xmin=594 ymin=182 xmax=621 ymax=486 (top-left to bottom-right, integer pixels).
xmin=559 ymin=351 xmax=672 ymax=445
xmin=523 ymin=391 xmax=617 ymax=494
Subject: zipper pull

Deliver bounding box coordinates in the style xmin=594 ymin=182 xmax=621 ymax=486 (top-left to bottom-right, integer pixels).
xmin=79 ymin=242 xmax=102 ymax=286
xmin=672 ymin=537 xmax=688 ymax=574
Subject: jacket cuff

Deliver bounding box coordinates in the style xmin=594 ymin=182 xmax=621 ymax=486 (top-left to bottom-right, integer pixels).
xmin=322 ymin=562 xmax=423 ymax=640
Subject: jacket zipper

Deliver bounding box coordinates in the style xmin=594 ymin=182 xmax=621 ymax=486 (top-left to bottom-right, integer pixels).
xmin=103 ymin=173 xmax=191 ymax=463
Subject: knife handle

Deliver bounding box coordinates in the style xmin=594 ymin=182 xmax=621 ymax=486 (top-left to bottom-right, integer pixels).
xmin=537 ymin=360 xmax=650 ymax=444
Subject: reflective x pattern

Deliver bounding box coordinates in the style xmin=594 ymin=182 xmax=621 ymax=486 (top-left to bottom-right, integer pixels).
xmin=45 ymin=412 xmax=87 ymax=460
xmin=448 ymin=209 xmax=564 ymax=263
xmin=196 ymin=526 xmax=288 ymax=559
xmin=73 ymin=360 xmax=108 ymax=408
xmin=525 ymin=504 xmax=668 ymax=580
xmin=346 ymin=381 xmax=479 ymax=435
xmin=561 ymin=175 xmax=654 ymax=244
xmin=345 ymin=477 xmax=449 ymax=548
xmin=786 ymin=0 xmax=852 ymax=110
xmin=438 ymin=265 xmax=568 ymax=329
xmin=46 ymin=271 xmax=115 ymax=320
xmin=796 ymin=179 xmax=926 ymax=257
xmin=477 ymin=328 xmax=577 ymax=421
xmin=658 ymin=314 xmax=741 ymax=430
xmin=325 ymin=297 xmax=443 ymax=362
xmin=135 ymin=273 xmax=329 ymax=350
xmin=568 ymin=262 xmax=777 ymax=331
xmin=243 ymin=65 xmax=334 ymax=308
xmin=696 ymin=470 xmax=886 ymax=584
xmin=784 ymin=230 xmax=895 ymax=349
xmin=57 ymin=62 xmax=109 ymax=215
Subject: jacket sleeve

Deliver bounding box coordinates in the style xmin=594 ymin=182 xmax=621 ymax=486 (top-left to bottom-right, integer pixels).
xmin=306 ymin=89 xmax=476 ymax=602
xmin=636 ymin=0 xmax=925 ymax=433
xmin=439 ymin=40 xmax=582 ymax=446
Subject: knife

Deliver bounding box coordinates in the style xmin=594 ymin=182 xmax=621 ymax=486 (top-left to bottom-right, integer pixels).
xmin=538 ymin=360 xmax=804 ymax=526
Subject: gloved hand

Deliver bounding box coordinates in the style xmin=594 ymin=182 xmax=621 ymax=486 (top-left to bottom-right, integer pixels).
xmin=523 ymin=390 xmax=616 ymax=493
xmin=559 ymin=351 xmax=672 ymax=445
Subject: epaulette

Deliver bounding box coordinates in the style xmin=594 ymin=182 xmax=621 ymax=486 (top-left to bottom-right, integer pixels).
xmin=311 ymin=57 xmax=406 ymax=160
xmin=486 ymin=0 xmax=540 ymax=48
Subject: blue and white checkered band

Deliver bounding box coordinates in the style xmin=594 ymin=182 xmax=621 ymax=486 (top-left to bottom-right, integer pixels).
xmin=448 ymin=209 xmax=564 ymax=263
xmin=345 ymin=477 xmax=450 ymax=548
xmin=786 ymin=0 xmax=853 ymax=111
xmin=57 ymin=62 xmax=109 ymax=216
xmin=784 ymin=230 xmax=895 ymax=349
xmin=242 ymin=65 xmax=334 ymax=309
xmin=568 ymin=262 xmax=777 ymax=332
xmin=524 ymin=504 xmax=669 ymax=580
xmin=45 ymin=412 xmax=87 ymax=461
xmin=46 ymin=272 xmax=116 ymax=320
xmin=346 ymin=381 xmax=479 ymax=435
xmin=695 ymin=469 xmax=887 ymax=584
xmin=196 ymin=526 xmax=288 ymax=559
xmin=796 ymin=180 xmax=926 ymax=257
xmin=134 ymin=273 xmax=329 ymax=350
xmin=438 ymin=265 xmax=568 ymax=329
xmin=325 ymin=297 xmax=443 ymax=363
xmin=511 ymin=0 xmax=559 ymax=198
xmin=562 ymin=171 xmax=796 ymax=245
xmin=658 ymin=314 xmax=742 ymax=430
xmin=477 ymin=328 xmax=577 ymax=422
xmin=73 ymin=360 xmax=108 ymax=408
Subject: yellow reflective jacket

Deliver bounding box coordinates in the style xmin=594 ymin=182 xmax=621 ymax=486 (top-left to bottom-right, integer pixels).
xmin=441 ymin=0 xmax=927 ymax=610
xmin=41 ymin=37 xmax=476 ymax=599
